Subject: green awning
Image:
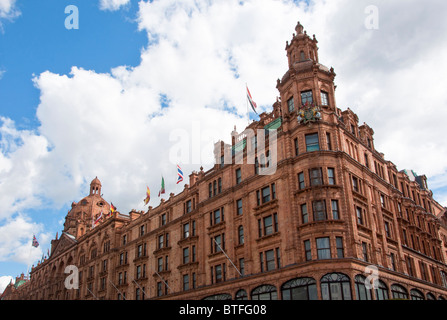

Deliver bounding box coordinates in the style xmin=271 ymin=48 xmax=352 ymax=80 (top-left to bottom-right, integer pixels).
xmin=264 ymin=117 xmax=282 ymax=131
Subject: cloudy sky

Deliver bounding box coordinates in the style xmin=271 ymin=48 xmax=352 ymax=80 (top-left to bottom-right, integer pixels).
xmin=1 ymin=0 xmax=447 ymax=292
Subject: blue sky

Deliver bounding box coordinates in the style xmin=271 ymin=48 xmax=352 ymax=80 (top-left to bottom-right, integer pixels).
xmin=1 ymin=0 xmax=447 ymax=292
xmin=0 ymin=0 xmax=146 ymax=130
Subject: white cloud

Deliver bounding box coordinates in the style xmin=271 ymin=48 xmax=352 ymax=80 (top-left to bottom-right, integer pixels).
xmin=0 ymin=275 xmax=13 ymax=294
xmin=0 ymin=0 xmax=20 ymax=25
xmin=0 ymin=214 xmax=49 ymax=266
xmin=99 ymin=0 xmax=131 ymax=11
xmin=0 ymin=69 xmax=5 ymax=80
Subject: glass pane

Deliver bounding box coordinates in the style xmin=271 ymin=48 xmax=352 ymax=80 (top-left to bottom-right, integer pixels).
xmin=330 ymin=283 xmax=342 ymax=300
xmin=342 ymin=283 xmax=352 ymax=300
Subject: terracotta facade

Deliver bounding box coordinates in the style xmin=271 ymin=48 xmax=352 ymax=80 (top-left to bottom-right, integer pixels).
xmin=3 ymin=22 xmax=447 ymax=301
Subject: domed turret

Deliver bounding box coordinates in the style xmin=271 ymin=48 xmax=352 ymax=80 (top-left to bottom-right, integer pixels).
xmin=90 ymin=176 xmax=102 ymax=196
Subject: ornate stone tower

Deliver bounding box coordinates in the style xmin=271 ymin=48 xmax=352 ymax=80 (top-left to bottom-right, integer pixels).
xmin=276 ymin=22 xmax=337 ymax=117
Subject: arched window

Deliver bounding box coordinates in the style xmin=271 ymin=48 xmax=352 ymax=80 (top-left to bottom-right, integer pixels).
xmin=426 ymin=293 xmax=436 ymax=300
xmin=374 ymin=280 xmax=389 ymax=300
xmin=354 ymin=275 xmax=372 ymax=300
xmin=281 ymin=277 xmax=318 ymax=300
xmin=321 ymin=273 xmax=352 ymax=300
xmin=410 ymin=289 xmax=424 ymax=300
xmin=203 ymin=293 xmax=232 ymax=300
xmin=439 ymin=295 xmax=445 ymax=300
xmin=235 ymin=289 xmax=248 ymax=300
xmin=391 ymin=284 xmax=408 ymax=300
xmin=300 ymin=51 xmax=305 ymax=61
xmin=251 ymin=284 xmax=278 ymax=300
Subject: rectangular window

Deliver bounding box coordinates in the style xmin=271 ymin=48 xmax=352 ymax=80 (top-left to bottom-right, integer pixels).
xmin=183 ymin=223 xmax=190 ymax=239
xmin=321 ymin=91 xmax=329 ymax=106
xmin=316 ymin=237 xmax=331 ymax=259
xmin=364 ymin=153 xmax=369 ymax=169
xmin=301 ymin=90 xmax=313 ymax=105
xmin=301 ymin=203 xmax=308 ymax=224
xmin=336 ymin=237 xmax=344 ymax=258
xmin=304 ymin=240 xmax=312 ymax=261
xmin=326 ymin=132 xmax=332 ymax=150
xmin=265 ymin=249 xmax=276 ymax=271
xmin=362 ymin=242 xmax=369 ymax=262
xmin=380 ymin=194 xmax=386 ymax=208
xmin=384 ymin=221 xmax=391 ymax=238
xmin=236 ymin=199 xmax=243 ymax=215
xmin=287 ymin=97 xmax=295 ymax=112
xmin=390 ymin=253 xmax=396 ymax=271
xmin=263 ymin=215 xmax=273 ymax=236
xmin=183 ymin=274 xmax=189 ymax=291
xmin=313 ymin=200 xmax=327 ymax=221
xmin=356 ymin=207 xmax=364 ymax=225
xmin=258 ymin=213 xmax=278 ymax=237
xmin=158 ymin=235 xmax=164 ymax=249
xmin=294 ymin=137 xmax=299 ymax=156
xmin=331 ymin=200 xmax=339 ymax=220
xmin=157 ymin=257 xmax=163 ymax=272
xmin=183 ymin=247 xmax=189 ymax=264
xmin=352 ymin=176 xmax=359 ymax=192
xmin=210 ymin=208 xmax=224 ymax=225
xmin=298 ymin=172 xmax=305 ymax=189
xmin=328 ymin=168 xmax=335 ymax=185
xmin=186 ymin=200 xmax=192 ymax=213
xmin=305 ymin=133 xmax=319 ymax=152
xmin=239 ymin=258 xmax=245 ymax=276
xmin=214 ymin=209 xmax=221 ymax=224
xmin=261 ymin=186 xmax=270 ymax=203
xmin=212 ymin=234 xmax=225 ymax=253
xmin=236 ymin=168 xmax=242 ymax=184
xmin=215 ymin=264 xmax=223 ymax=283
xmin=251 ymin=135 xmax=257 ymax=152
xmin=309 ymin=168 xmax=323 ymax=186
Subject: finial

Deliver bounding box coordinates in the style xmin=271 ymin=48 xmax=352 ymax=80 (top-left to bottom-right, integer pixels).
xmin=295 ymin=21 xmax=304 ymax=34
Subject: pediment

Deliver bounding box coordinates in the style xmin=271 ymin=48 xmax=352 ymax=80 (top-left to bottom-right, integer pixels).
xmin=50 ymin=232 xmax=77 ymax=258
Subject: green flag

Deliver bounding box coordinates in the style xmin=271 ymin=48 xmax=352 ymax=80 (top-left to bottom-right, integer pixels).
xmin=158 ymin=176 xmax=165 ymax=197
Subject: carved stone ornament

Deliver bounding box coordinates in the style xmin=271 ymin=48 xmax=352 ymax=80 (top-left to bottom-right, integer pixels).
xmin=297 ymin=102 xmax=321 ymax=125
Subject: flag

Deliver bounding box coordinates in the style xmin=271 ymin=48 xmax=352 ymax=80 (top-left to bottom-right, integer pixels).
xmin=176 ymin=165 xmax=183 ymax=184
xmin=144 ymin=186 xmax=151 ymax=205
xmin=108 ymin=203 xmax=116 ymax=217
xmin=32 ymin=235 xmax=39 ymax=248
xmin=246 ymin=85 xmax=258 ymax=114
xmin=94 ymin=210 xmax=103 ymax=226
xmin=158 ymin=176 xmax=165 ymax=197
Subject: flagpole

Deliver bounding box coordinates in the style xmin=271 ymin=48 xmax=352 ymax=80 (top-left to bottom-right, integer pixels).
xmin=86 ymin=287 xmax=99 ymax=300
xmin=132 ymin=278 xmax=149 ymax=299
xmin=109 ymin=279 xmax=126 ymax=300
xmin=213 ymin=238 xmax=242 ymax=277
xmin=155 ymin=271 xmax=172 ymax=293
xmin=246 ymin=83 xmax=250 ymax=125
